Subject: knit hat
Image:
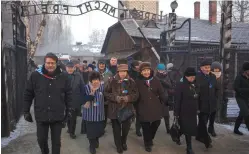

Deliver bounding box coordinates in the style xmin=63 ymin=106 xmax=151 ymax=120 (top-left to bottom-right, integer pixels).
xmin=211 ymin=61 xmax=222 ymax=71
xmin=184 ymin=67 xmax=196 ymax=77
xmin=167 ymin=63 xmax=174 ymax=70
xmin=242 ymin=61 xmax=249 ymax=71
xmin=66 ymin=61 xmax=74 ymax=67
xmin=157 ymin=63 xmax=166 ymax=71
xmin=117 ymin=64 xmax=128 ymax=72
xmin=139 ymin=62 xmax=151 ymax=72
xmin=200 ymin=60 xmax=211 ymax=67
xmin=88 ymin=64 xmax=95 ymax=70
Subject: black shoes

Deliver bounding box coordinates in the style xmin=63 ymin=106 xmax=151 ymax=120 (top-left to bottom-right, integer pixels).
xmin=145 ymin=146 xmax=152 ymax=152
xmin=234 ymin=129 xmax=244 ymax=135
xmin=186 ymin=149 xmax=195 ymax=154
xmin=208 ymin=127 xmax=217 ymax=137
xmin=90 ymin=146 xmax=96 ymax=154
xmin=70 ymin=133 xmax=76 ymax=139
xmin=166 ymin=128 xmax=170 ymax=134
xmin=117 ymin=147 xmax=123 ymax=154
xmin=122 ymin=144 xmax=127 ymax=151
xmin=136 ymin=130 xmax=142 ymax=137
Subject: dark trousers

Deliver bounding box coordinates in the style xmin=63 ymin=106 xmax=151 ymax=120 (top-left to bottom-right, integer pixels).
xmin=104 ymin=105 xmax=108 ymax=129
xmin=197 ymin=112 xmax=211 ymax=144
xmin=81 ymin=119 xmax=87 ymax=133
xmin=234 ymin=112 xmax=249 ymax=131
xmin=140 ymin=120 xmax=161 ymax=147
xmin=208 ymin=111 xmax=216 ymax=131
xmin=67 ymin=109 xmax=77 ymax=135
xmin=135 ymin=112 xmax=141 ymax=132
xmin=164 ymin=116 xmax=170 ymax=131
xmin=37 ymin=122 xmax=62 ymax=154
xmin=111 ymin=119 xmax=131 ymax=148
xmin=89 ymin=138 xmax=99 ymax=149
xmin=185 ymin=135 xmax=192 ymax=150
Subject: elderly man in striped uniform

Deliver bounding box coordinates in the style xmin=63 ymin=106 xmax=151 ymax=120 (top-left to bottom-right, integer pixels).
xmin=82 ymin=71 xmax=105 ymax=154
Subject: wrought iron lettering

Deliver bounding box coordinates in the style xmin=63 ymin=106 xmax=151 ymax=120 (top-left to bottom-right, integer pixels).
xmin=19 ymin=0 xmax=164 ymax=21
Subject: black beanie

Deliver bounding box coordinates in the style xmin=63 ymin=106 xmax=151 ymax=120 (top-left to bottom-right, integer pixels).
xmin=184 ymin=67 xmax=196 ymax=77
xmin=242 ymin=62 xmax=249 ymax=72
xmin=200 ymin=60 xmax=211 ymax=67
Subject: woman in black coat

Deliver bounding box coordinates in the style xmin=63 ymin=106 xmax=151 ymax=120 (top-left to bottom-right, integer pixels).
xmin=174 ymin=67 xmax=199 ymax=154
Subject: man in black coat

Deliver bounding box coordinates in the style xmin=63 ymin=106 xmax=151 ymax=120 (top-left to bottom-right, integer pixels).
xmin=233 ymin=62 xmax=249 ymax=135
xmin=65 ymin=61 xmax=85 ymax=139
xmin=129 ymin=60 xmax=142 ymax=137
xmin=195 ymin=60 xmax=219 ymax=149
xmin=23 ymin=52 xmax=73 ymax=154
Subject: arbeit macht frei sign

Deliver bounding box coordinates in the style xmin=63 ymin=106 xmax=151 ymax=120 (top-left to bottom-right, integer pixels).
xmin=21 ymin=1 xmax=165 ymax=21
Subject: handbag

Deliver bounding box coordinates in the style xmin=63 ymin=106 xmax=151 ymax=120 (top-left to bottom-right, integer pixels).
xmin=170 ymin=117 xmax=181 ymax=145
xmin=117 ymin=105 xmax=134 ymax=123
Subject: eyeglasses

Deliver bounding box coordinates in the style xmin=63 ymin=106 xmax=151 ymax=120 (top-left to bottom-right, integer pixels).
xmin=45 ymin=62 xmax=56 ymax=65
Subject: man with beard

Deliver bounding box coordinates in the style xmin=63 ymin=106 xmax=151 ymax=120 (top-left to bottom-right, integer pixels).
xmin=65 ymin=61 xmax=85 ymax=139
xmin=128 ymin=60 xmax=142 ymax=136
xmin=195 ymin=60 xmax=219 ymax=149
xmin=108 ymin=57 xmax=118 ymax=75
xmin=233 ymin=62 xmax=249 ymax=134
xmin=23 ymin=52 xmax=73 ymax=154
xmin=95 ymin=59 xmax=113 ymax=131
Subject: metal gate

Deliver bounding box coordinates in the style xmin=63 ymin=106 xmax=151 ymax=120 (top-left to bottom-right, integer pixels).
xmin=1 ymin=2 xmax=27 ymax=137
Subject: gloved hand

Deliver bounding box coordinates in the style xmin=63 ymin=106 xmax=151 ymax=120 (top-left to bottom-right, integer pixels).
xmin=116 ymin=96 xmax=123 ymax=104
xmin=122 ymin=96 xmax=129 ymax=103
xmin=24 ymin=112 xmax=33 ymax=122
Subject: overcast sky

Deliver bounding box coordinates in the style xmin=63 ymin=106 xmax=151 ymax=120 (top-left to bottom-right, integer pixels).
xmin=69 ymin=0 xmax=211 ymax=44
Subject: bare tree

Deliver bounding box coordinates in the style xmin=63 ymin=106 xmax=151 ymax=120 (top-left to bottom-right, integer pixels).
xmin=233 ymin=0 xmax=249 ymax=22
xmin=218 ymin=0 xmax=249 ymax=23
xmin=88 ymin=29 xmax=106 ymax=45
xmin=22 ymin=0 xmax=48 ymax=60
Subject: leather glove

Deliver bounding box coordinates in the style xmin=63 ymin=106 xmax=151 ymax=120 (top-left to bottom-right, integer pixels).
xmin=24 ymin=112 xmax=33 ymax=122
xmin=116 ymin=96 xmax=123 ymax=104
xmin=122 ymin=96 xmax=129 ymax=103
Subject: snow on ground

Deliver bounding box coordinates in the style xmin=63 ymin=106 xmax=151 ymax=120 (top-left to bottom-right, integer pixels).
xmin=218 ymin=123 xmax=249 ymax=135
xmin=1 ymin=106 xmax=36 ymax=148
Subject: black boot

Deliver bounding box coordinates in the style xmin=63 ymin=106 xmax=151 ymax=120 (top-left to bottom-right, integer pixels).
xmin=117 ymin=147 xmax=123 ymax=154
xmin=70 ymin=133 xmax=76 ymax=139
xmin=234 ymin=114 xmax=244 ymax=135
xmin=89 ymin=146 xmax=96 ymax=154
xmin=185 ymin=135 xmax=195 ymax=154
xmin=96 ymin=138 xmax=99 ymax=148
xmin=136 ymin=130 xmax=142 ymax=137
xmin=208 ymin=127 xmax=217 ymax=137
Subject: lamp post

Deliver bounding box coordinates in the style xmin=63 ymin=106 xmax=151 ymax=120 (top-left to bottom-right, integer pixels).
xmin=168 ymin=0 xmax=178 ymax=46
xmin=170 ymin=0 xmax=178 ymax=13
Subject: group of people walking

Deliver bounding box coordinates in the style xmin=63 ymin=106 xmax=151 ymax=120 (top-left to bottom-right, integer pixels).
xmin=23 ymin=52 xmax=249 ymax=154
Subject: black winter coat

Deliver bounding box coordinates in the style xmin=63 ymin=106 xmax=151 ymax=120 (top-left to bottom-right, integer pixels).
xmin=174 ymin=77 xmax=199 ymax=136
xmin=196 ymin=72 xmax=219 ymax=113
xmin=68 ymin=72 xmax=84 ymax=109
xmin=155 ymin=72 xmax=170 ymax=117
xmin=24 ymin=66 xmax=72 ymax=122
xmin=234 ymin=73 xmax=249 ymax=116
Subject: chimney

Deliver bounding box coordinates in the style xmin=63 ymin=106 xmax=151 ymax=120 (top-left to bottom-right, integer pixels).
xmin=194 ymin=1 xmax=200 ymax=19
xmin=209 ymin=0 xmax=217 ymax=24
